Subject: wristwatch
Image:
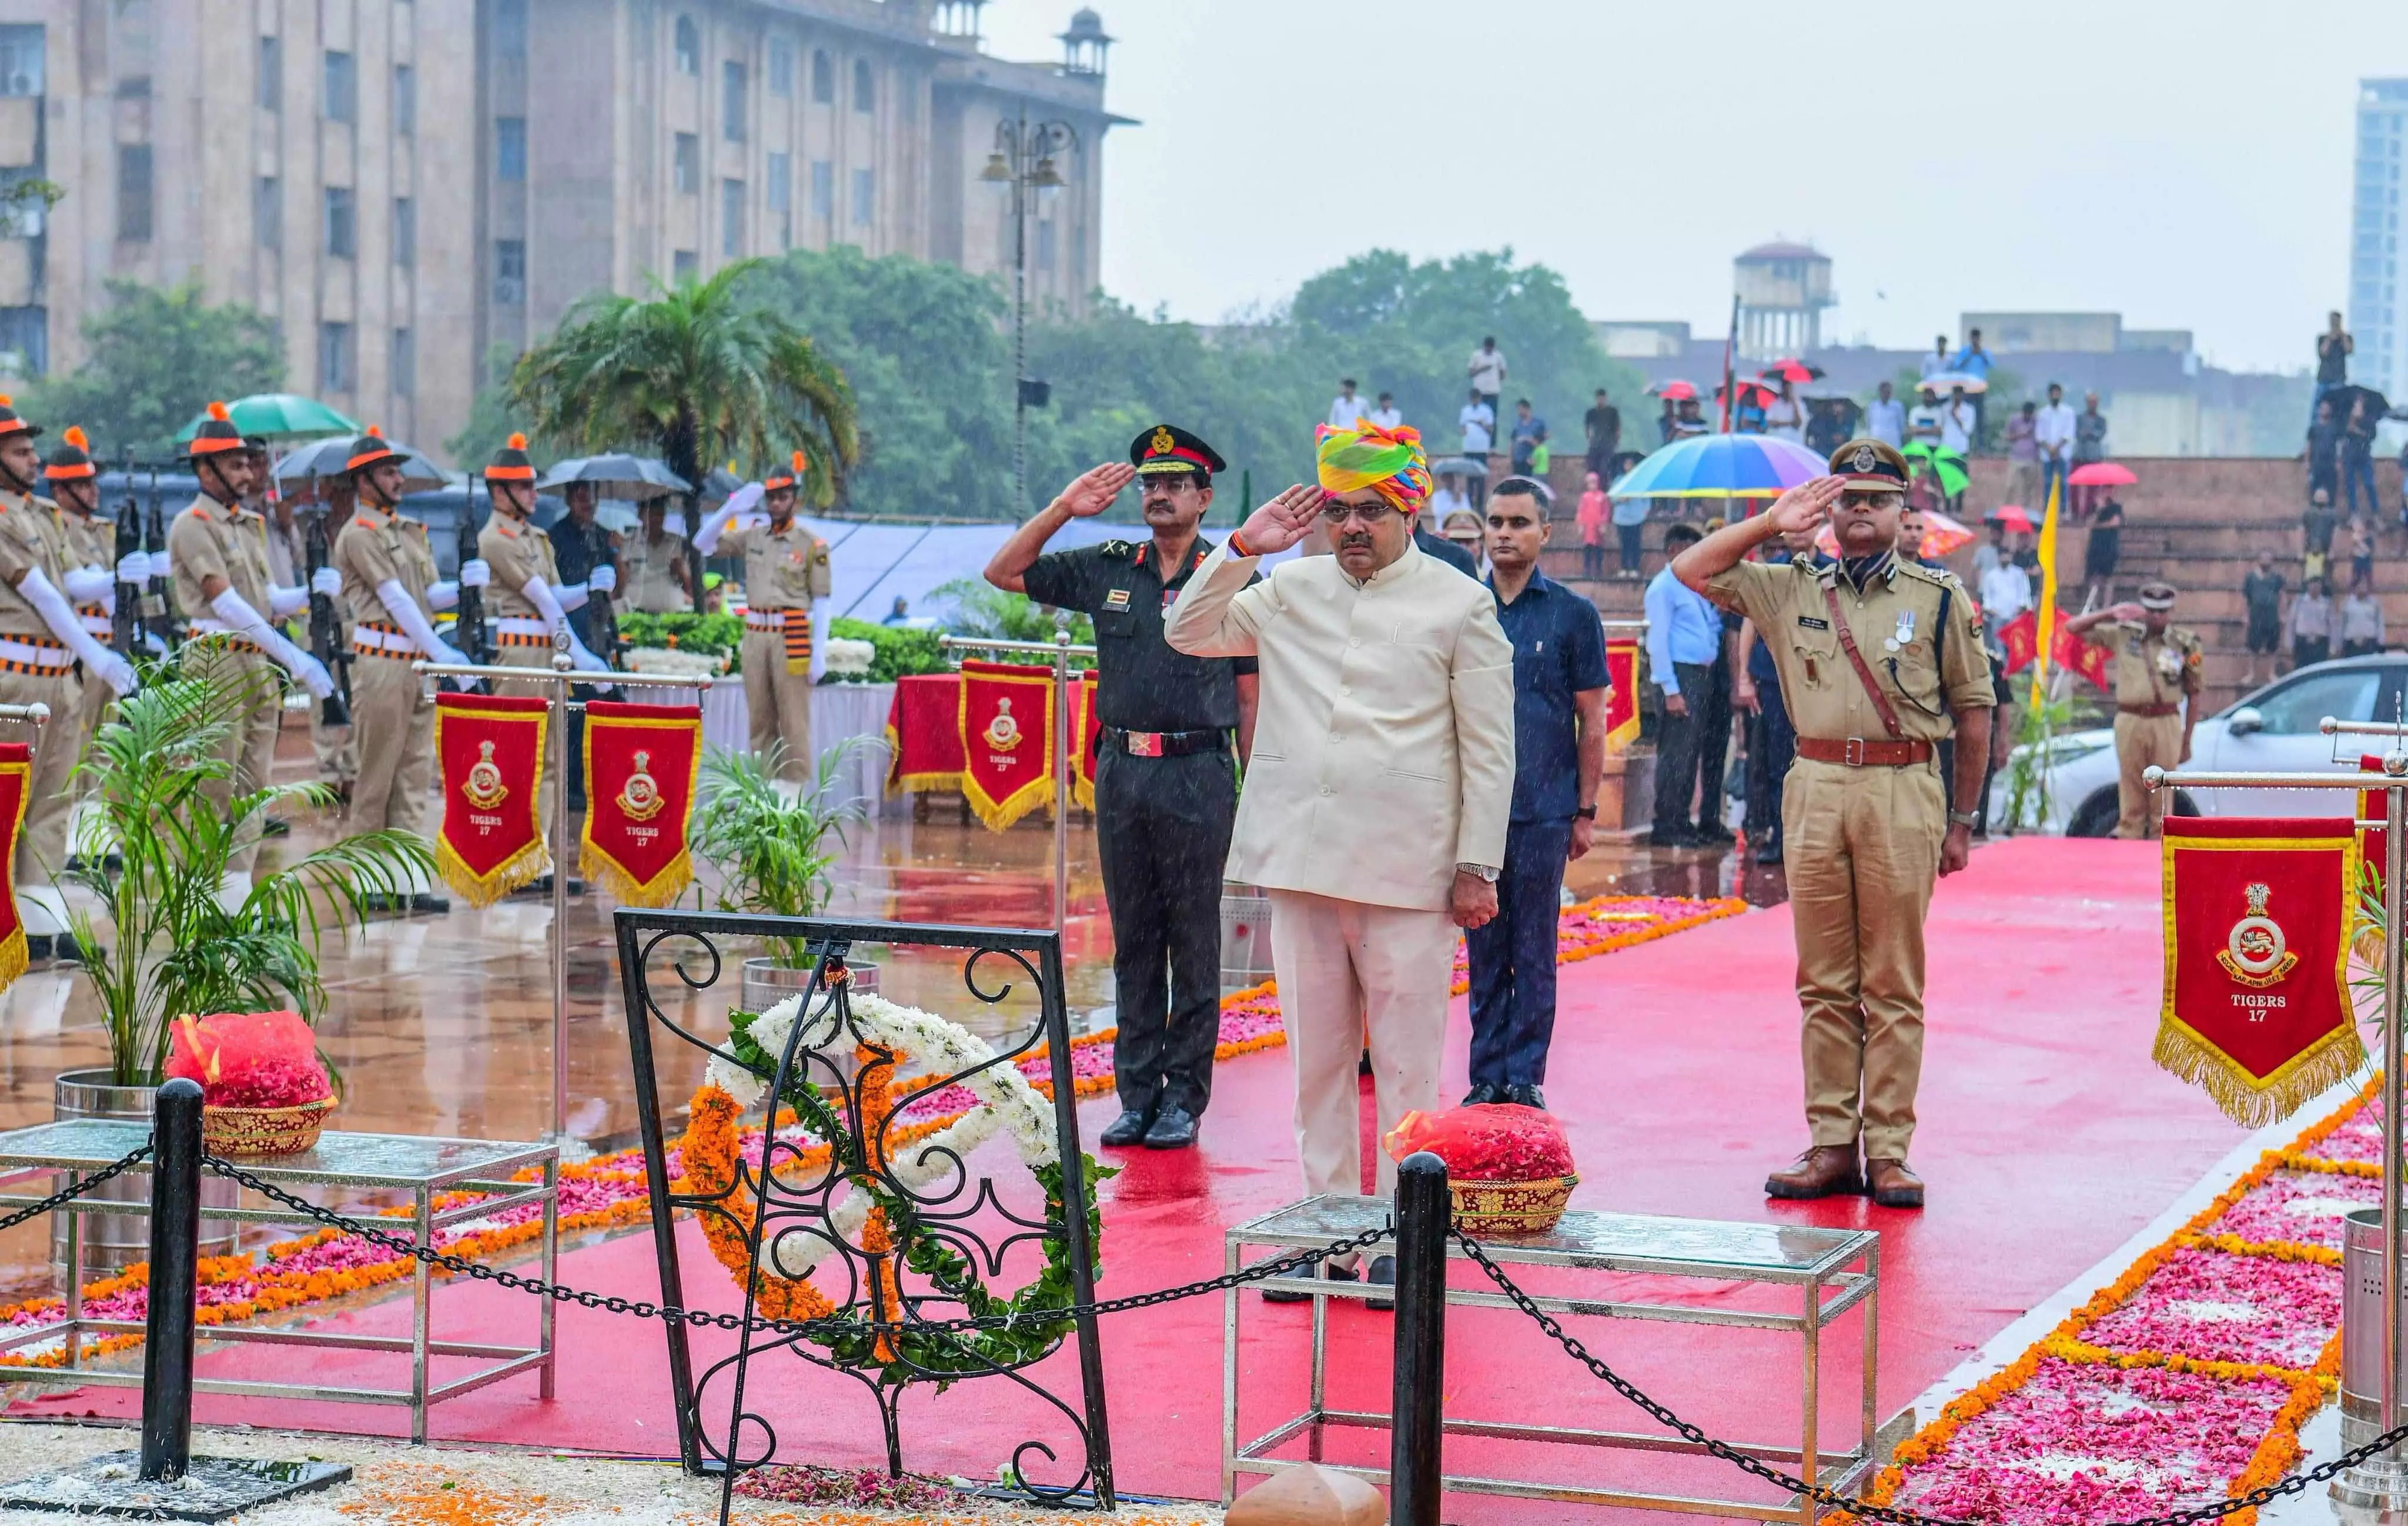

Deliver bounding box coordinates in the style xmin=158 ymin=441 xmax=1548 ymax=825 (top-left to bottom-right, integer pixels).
xmin=1947 ymin=809 xmax=1979 ymax=828
xmin=1574 ymin=804 xmax=1598 ymax=821
xmin=1457 ymin=863 xmax=1500 ymax=883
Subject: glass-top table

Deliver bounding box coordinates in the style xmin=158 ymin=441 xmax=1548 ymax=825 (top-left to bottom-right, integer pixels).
xmin=0 ymin=1122 xmax=559 ymax=1443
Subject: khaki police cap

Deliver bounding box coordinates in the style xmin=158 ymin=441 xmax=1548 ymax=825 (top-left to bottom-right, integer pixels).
xmin=1830 ymin=437 xmax=1909 ymax=495
xmin=2138 ymin=580 xmax=2178 ymax=611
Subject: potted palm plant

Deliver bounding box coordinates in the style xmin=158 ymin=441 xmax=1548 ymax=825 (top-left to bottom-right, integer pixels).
xmin=52 ymin=656 xmax=429 ymax=1267
xmin=688 ymin=739 xmax=868 ymax=1013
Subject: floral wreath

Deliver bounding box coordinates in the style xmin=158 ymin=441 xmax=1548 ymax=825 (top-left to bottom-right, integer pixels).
xmin=681 ymin=989 xmax=1107 ymax=1383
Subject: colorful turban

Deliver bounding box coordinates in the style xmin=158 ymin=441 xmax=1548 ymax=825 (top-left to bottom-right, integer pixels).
xmin=1315 ymin=421 xmax=1432 ymax=514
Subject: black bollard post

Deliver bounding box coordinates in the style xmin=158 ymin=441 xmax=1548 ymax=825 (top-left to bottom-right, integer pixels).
xmin=139 ymin=1077 xmax=203 ymax=1483
xmin=1390 ymin=1150 xmax=1448 ymax=1526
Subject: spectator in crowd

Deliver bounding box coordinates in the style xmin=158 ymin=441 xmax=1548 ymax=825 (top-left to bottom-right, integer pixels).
xmin=1951 ymin=328 xmax=1996 ymax=437
xmin=1427 ymin=473 xmax=1473 ymax=535
xmin=1978 ymin=541 xmax=2035 ymax=626
xmin=1921 ymin=334 xmax=1953 ymax=382
xmin=2305 ymin=486 xmax=2340 ymax=586
xmin=2345 ymin=393 xmax=2383 ymax=520
xmin=1866 ymin=380 xmax=1906 ymax=447
xmin=2073 ymin=390 xmax=2111 ymax=514
xmin=1975 ymin=515 xmax=2013 ymax=578
xmin=1674 ymin=397 xmax=1709 ymax=439
xmin=1733 ymin=385 xmax=1767 ymax=434
xmin=2352 ymin=512 xmax=2378 ymax=590
xmin=1646 ymin=523 xmax=1723 ymax=848
xmin=1610 ymin=476 xmax=1649 ymax=577
xmin=1733 ymin=520 xmax=1818 ymax=866
xmin=2307 ymin=397 xmax=2343 ymax=508
xmin=2036 ymin=383 xmax=2078 ymax=510
xmin=1469 ymin=337 xmax=1507 ymax=426
xmin=2291 ymin=574 xmax=2336 ymax=669
xmin=1576 ymin=471 xmax=1609 ymax=580
xmin=2242 ymin=552 xmax=2285 ymax=686
xmin=883 ymin=595 xmax=911 ymax=626
xmin=2083 ymin=496 xmax=2124 ymax=608
xmin=1897 ymin=504 xmax=1945 ymax=570
xmin=2344 ymin=571 xmax=2387 ymax=658
xmin=1368 ymin=391 xmax=1403 ymax=430
xmin=1584 ymin=389 xmax=1621 ymax=483
xmin=1908 ymin=387 xmax=1943 ymax=447
xmin=1657 ymin=395 xmax=1680 ymax=446
xmin=1461 ymin=387 xmax=1496 ymax=463
xmin=1762 ymin=379 xmax=1804 ymax=444
xmin=2316 ymin=312 xmax=2353 ymax=421
xmin=1510 ymin=400 xmax=1548 ymax=476
xmin=1938 ymin=386 xmax=1976 ymax=455
xmin=2002 ymin=401 xmax=2042 ymax=511
xmin=1805 ymin=398 xmax=1857 ymax=458
xmin=1329 ymin=379 xmax=1368 ymax=431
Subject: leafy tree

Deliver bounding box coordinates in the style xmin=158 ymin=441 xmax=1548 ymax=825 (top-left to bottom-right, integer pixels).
xmin=26 ymin=280 xmax=283 ymax=456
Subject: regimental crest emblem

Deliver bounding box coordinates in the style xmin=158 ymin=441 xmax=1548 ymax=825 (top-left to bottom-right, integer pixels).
xmin=1850 ymin=444 xmax=1878 ymax=473
xmin=984 ymin=696 xmax=1023 ymax=751
xmin=463 ymin=739 xmax=509 ymax=811
xmin=617 ymin=749 xmax=665 ymax=822
xmin=2218 ymin=882 xmax=2299 ymax=988
xmin=1151 ymin=426 xmax=1176 ymax=456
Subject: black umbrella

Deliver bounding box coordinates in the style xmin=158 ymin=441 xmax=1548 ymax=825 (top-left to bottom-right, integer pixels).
xmin=2326 ymin=384 xmax=2394 ymax=424
xmin=534 ymin=453 xmax=691 ymax=501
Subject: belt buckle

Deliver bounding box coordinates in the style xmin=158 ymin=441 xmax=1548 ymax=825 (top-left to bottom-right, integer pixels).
xmin=1129 ymin=731 xmax=1164 ymax=758
xmin=1844 ymin=737 xmax=1867 ymax=767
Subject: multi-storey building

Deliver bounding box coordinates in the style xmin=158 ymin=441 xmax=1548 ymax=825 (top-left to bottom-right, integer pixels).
xmin=0 ymin=0 xmax=1116 ymax=459
xmin=2352 ymin=78 xmax=2408 ymax=402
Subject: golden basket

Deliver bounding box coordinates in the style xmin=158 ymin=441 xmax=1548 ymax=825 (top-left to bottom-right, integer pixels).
xmin=202 ymin=1098 xmax=335 ymax=1158
xmin=1448 ymin=1173 xmax=1579 ymax=1236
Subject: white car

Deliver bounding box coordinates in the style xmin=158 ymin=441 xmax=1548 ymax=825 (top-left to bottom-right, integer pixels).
xmin=1991 ymin=654 xmax=2408 ymax=835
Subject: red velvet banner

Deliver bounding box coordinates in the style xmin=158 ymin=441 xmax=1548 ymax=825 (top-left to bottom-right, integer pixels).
xmin=1604 ymin=638 xmax=1641 ymax=751
xmin=434 ymin=692 xmax=550 ymax=906
xmin=1069 ymin=670 xmax=1101 ymax=810
xmin=884 ymin=674 xmax=965 ymax=796
xmin=0 ymin=742 xmax=30 ymax=989
xmin=957 ymin=660 xmax=1055 ymax=832
xmin=580 ymin=700 xmax=701 ymax=908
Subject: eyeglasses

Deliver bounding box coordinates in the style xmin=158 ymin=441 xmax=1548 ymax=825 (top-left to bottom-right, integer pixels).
xmin=1320 ymin=501 xmax=1398 ymax=525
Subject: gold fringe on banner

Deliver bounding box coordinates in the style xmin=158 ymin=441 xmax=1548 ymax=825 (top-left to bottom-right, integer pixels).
xmin=2151 ymin=1016 xmax=2365 ymax=1129
xmin=962 ymin=772 xmax=1051 ymax=833
xmin=579 ymin=840 xmax=692 ymax=909
xmin=0 ymin=925 xmax=27 ymax=992
xmin=437 ymin=834 xmax=548 ymax=908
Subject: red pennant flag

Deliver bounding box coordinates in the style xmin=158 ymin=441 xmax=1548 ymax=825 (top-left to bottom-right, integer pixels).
xmin=0 ymin=742 xmax=30 ymax=988
xmin=1604 ymin=637 xmax=1642 ymax=751
xmin=580 ymin=700 xmax=702 ymax=908
xmin=434 ymin=691 xmax=551 ymax=905
xmin=2158 ymin=816 xmax=2363 ymax=1125
xmin=956 ymin=660 xmax=1056 ymax=832
xmin=884 ymin=674 xmax=965 ymax=797
xmin=1069 ymin=670 xmax=1102 ymax=810
xmin=2051 ymin=621 xmax=2113 ymax=692
xmin=1997 ymin=608 xmax=2039 ymax=674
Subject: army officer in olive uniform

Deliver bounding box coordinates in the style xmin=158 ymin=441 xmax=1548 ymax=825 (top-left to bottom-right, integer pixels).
xmin=2061 ymin=580 xmax=2202 ymax=841
xmin=1673 ymin=439 xmax=1994 ymax=1209
xmin=983 ymin=425 xmax=1260 ymax=1151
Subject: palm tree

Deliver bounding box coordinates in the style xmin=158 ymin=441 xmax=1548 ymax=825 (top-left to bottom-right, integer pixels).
xmin=507 ymin=260 xmax=859 ymax=610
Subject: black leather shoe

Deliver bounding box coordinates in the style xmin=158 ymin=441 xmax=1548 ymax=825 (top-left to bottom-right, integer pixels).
xmin=409 ymin=892 xmax=452 ymax=915
xmin=1262 ymin=1262 xmax=1359 ymax=1304
xmin=1461 ymin=1083 xmax=1504 ymax=1107
xmin=1366 ymin=1254 xmax=1397 ymax=1312
xmin=25 ymin=934 xmax=50 ymax=963
xmin=1143 ymin=1106 xmax=1199 ymax=1149
xmin=1505 ymin=1084 xmax=1546 ymax=1110
xmin=1099 ymin=1109 xmax=1153 ymax=1147
xmin=53 ymin=934 xmax=97 ymax=966
xmin=1697 ymin=824 xmax=1737 ymax=846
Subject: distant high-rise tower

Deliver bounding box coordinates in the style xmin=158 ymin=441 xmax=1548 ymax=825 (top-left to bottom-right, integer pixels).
xmin=2352 ymin=80 xmax=2408 ymax=399
xmin=1733 ymin=242 xmax=1833 ymax=360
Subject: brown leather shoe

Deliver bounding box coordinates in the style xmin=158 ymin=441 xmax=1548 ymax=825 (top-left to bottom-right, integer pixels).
xmin=1765 ymin=1145 xmax=1862 ymax=1200
xmin=1865 ymin=1158 xmax=1925 ymax=1209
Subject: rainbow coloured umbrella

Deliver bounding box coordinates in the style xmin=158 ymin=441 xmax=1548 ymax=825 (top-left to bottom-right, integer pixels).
xmin=1606 ymin=431 xmax=1828 ymax=500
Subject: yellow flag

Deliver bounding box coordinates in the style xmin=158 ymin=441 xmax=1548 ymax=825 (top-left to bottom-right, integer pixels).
xmin=2028 ymin=474 xmax=2062 ymax=710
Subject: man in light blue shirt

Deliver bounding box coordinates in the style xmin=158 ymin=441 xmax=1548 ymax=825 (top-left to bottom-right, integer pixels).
xmin=1644 ymin=523 xmax=1725 ymax=846
xmin=1865 ymin=380 xmax=1906 ymax=447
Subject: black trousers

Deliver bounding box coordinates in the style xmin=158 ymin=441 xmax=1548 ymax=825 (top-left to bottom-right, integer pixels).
xmin=1742 ymin=680 xmax=1795 ymax=850
xmin=1651 ymin=661 xmax=1715 ymax=837
xmin=1695 ymin=650 xmax=1733 ymax=833
xmin=1465 ymin=816 xmax=1574 ymax=1089
xmin=1095 ymin=745 xmax=1237 ymax=1119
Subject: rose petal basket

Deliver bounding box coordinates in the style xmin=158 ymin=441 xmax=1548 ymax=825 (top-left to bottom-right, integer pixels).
xmin=202 ymin=1097 xmax=335 ymax=1158
xmin=1449 ymin=1172 xmax=1579 ymax=1236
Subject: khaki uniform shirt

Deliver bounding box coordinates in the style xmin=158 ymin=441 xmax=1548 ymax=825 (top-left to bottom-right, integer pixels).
xmin=477 ymin=511 xmax=563 ymax=621
xmin=621 ymin=529 xmax=691 ymax=613
xmin=62 ymin=510 xmax=114 ymax=634
xmin=1705 ymin=551 xmax=1995 ymax=742
xmin=0 ymin=490 xmax=76 ymax=641
xmin=334 ymin=506 xmax=440 ymax=631
xmin=168 ymin=496 xmax=276 ymax=624
xmin=2097 ymin=619 xmax=2203 ymax=710
xmin=721 ymin=520 xmax=830 ymax=611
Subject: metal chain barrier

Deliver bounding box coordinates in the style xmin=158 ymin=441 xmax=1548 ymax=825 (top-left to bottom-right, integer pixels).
xmin=1454 ymin=1230 xmax=2408 ymax=1526
xmin=199 ymin=1153 xmax=1388 ymax=1338
xmin=0 ymin=1145 xmax=151 ymax=1237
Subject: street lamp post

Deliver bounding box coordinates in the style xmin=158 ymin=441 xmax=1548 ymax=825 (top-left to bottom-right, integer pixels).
xmin=982 ymin=112 xmax=1077 ymax=517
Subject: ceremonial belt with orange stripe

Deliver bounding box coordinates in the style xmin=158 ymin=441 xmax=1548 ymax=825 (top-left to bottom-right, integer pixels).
xmin=0 ymin=633 xmax=71 ymax=675
xmin=745 ymin=608 xmax=811 ymax=674
xmin=182 ymin=620 xmax=266 ymax=658
xmin=352 ymin=620 xmax=422 ymax=660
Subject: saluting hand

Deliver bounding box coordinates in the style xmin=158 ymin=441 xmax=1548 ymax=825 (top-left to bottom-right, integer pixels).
xmin=1054 ymin=463 xmax=1136 ymax=518
xmin=1237 ymin=485 xmax=1327 ymax=556
xmin=2108 ymin=601 xmax=2146 ymax=622
xmin=1764 ymin=476 xmax=1845 ymax=537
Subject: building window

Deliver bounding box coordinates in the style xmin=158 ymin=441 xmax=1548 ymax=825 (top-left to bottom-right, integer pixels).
xmin=769 ymin=40 xmax=792 ymax=97
xmin=323 ymin=185 xmax=354 ymax=257
xmin=256 ymin=35 xmax=280 ymax=110
xmin=673 ymin=133 xmax=698 ymax=193
xmin=393 ymin=65 xmax=414 ymax=135
xmin=673 ymin=249 xmax=697 ymax=284
xmin=116 ymin=144 xmax=152 ymax=241
xmin=0 ymin=27 xmax=44 ymax=98
xmin=851 ymin=168 xmax=872 ymax=228
xmin=393 ymin=196 xmax=414 ymax=267
xmin=722 ymin=61 xmax=745 ymax=140
xmin=0 ymin=307 xmax=46 ymax=377
xmin=493 ymin=0 xmax=527 ymax=58
xmin=497 ymin=116 xmax=526 ymax=180
xmin=674 ymin=15 xmax=698 ymax=74
xmin=255 ymin=176 xmax=279 ymax=248
xmin=494 ymin=239 xmax=525 ymax=304
xmin=810 ymin=49 xmax=832 ymax=103
xmin=390 ymin=327 xmax=414 ymax=396
xmin=323 ymin=49 xmax=355 ymax=123
xmin=319 ymin=322 xmax=353 ymax=391
xmin=767 ymin=151 xmax=791 ymax=247
xmin=852 ymin=59 xmax=872 ymax=113
xmin=810 ymin=159 xmax=832 ymax=219
xmin=1036 ymin=219 xmax=1055 ymax=273
xmin=721 ymin=179 xmax=744 ymax=257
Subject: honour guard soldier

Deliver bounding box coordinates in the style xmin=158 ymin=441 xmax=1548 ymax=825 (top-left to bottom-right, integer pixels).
xmin=983 ymin=425 xmax=1260 ymax=1150
xmin=2062 ymin=581 xmax=2201 ymax=841
xmin=169 ymin=403 xmax=335 ymax=894
xmin=695 ymin=451 xmax=828 ymax=782
xmin=1673 ymin=439 xmax=1995 ymax=1208
xmin=330 ymin=431 xmax=479 ymax=912
xmin=44 ymin=429 xmax=122 ymax=768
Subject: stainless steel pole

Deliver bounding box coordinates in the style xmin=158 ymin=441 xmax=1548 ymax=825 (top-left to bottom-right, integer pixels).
xmin=2385 ymin=770 xmax=2405 ymax=1443
xmin=1052 ymin=615 xmax=1071 ymax=939
xmin=551 ymin=642 xmax=573 ymax=1146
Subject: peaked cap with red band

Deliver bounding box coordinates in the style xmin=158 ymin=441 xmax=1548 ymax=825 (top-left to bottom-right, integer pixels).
xmin=486 ymin=432 xmax=536 ymax=482
xmin=44 ymin=426 xmax=95 ymax=482
xmin=186 ymin=400 xmax=242 ymax=458
xmin=761 ymin=449 xmax=810 ymax=493
xmin=1128 ymin=423 xmax=1225 ymax=478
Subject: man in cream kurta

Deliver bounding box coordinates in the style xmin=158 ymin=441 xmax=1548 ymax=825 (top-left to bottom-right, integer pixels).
xmin=1167 ymin=426 xmax=1516 ymax=1266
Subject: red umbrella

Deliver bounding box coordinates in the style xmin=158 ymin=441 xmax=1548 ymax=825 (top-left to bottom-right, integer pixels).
xmin=1715 ymin=378 xmax=1780 ymax=406
xmin=1989 ymin=505 xmax=2035 ymax=534
xmin=2069 ymin=462 xmax=2137 ymax=487
xmin=1649 ymin=379 xmax=1698 ymax=401
xmin=1760 ymin=359 xmax=1823 ymax=383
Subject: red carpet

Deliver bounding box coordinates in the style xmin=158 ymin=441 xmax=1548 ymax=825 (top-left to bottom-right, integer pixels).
xmin=16 ymin=839 xmax=2263 ymax=1512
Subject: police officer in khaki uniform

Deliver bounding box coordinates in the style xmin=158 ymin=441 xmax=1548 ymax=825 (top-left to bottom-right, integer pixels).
xmin=167 ymin=403 xmax=336 ymax=889
xmin=1673 ymin=439 xmax=1995 ymax=1208
xmin=620 ymin=500 xmax=693 ymax=614
xmin=2062 ymin=581 xmax=2201 ymax=841
xmin=476 ymin=433 xmax=611 ymax=884
xmin=694 ymin=451 xmax=830 ymax=782
xmin=329 ymin=433 xmax=477 ymax=912
xmin=42 ymin=428 xmax=122 ymax=769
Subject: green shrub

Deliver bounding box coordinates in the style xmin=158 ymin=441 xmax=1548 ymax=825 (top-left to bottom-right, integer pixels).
xmin=830 ymin=615 xmax=950 ymax=681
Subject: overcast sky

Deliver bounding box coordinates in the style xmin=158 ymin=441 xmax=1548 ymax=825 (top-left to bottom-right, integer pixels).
xmin=982 ymin=2 xmax=2407 ymax=376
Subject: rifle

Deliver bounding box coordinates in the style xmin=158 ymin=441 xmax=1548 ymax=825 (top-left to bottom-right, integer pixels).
xmin=110 ymin=449 xmax=141 ymax=660
xmin=142 ymin=469 xmax=180 ymax=648
xmin=584 ymin=515 xmax=623 ymax=666
xmin=455 ymin=481 xmax=490 ymax=668
xmin=303 ymin=506 xmax=351 ymax=725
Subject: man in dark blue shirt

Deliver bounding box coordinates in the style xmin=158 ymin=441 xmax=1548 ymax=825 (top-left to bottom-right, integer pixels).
xmin=1463 ymin=477 xmax=1608 ymax=1109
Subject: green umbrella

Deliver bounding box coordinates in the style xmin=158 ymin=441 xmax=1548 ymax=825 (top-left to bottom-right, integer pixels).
xmin=174 ymin=394 xmax=362 ymax=444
